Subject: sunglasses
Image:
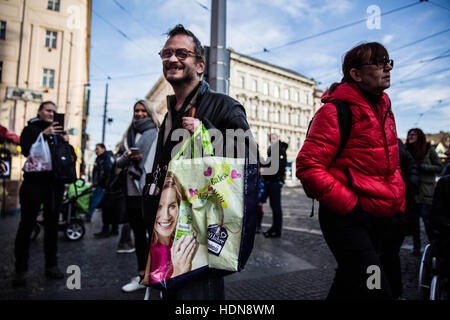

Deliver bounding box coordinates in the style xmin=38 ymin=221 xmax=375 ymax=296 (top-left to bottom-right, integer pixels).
xmin=159 ymin=48 xmax=199 ymax=60
xmin=358 ymin=58 xmax=394 ymax=69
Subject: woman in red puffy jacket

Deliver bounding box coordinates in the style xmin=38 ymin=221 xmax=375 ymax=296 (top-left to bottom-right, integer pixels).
xmin=296 ymin=42 xmax=405 ymax=300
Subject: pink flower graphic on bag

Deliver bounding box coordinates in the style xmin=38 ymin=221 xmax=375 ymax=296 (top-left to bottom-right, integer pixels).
xmin=189 ymin=188 xmax=198 ymax=197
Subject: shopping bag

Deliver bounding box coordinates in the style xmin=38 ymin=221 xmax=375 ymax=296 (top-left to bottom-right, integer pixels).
xmin=23 ymin=133 xmax=52 ymax=172
xmin=142 ymin=124 xmax=257 ymax=290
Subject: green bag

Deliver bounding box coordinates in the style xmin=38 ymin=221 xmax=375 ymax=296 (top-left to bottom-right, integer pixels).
xmin=143 ymin=123 xmax=248 ymax=290
xmin=67 ymin=179 xmax=92 ymax=215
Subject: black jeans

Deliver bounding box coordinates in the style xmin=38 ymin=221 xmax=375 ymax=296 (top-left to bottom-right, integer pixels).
xmin=265 ymin=181 xmax=283 ymax=234
xmin=126 ymin=197 xmax=149 ymax=272
xmin=318 ymin=204 xmax=394 ymax=300
xmin=15 ymin=179 xmax=64 ymax=272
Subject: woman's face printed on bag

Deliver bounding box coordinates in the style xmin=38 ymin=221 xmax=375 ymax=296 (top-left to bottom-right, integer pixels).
xmin=155 ymin=187 xmax=179 ymax=244
xmin=38 ymin=103 xmax=56 ymax=123
xmin=134 ymin=103 xmax=149 ymax=120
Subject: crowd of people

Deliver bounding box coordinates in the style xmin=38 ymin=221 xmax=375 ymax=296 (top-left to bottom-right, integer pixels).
xmin=8 ymin=24 xmax=449 ymax=300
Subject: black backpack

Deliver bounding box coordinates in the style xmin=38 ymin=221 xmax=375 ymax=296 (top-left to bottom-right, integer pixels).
xmin=304 ymin=100 xmax=352 ymax=216
xmin=53 ymin=141 xmax=77 ymax=184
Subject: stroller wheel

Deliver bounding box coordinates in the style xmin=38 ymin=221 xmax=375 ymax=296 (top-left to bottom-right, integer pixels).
xmin=64 ymin=219 xmax=85 ymax=241
xmin=30 ymin=224 xmax=41 ymax=241
xmin=418 ymin=244 xmax=432 ymax=299
xmin=430 ymin=275 xmax=445 ymax=300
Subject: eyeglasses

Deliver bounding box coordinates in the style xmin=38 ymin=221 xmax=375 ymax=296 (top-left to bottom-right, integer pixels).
xmin=159 ymin=48 xmax=199 ymax=60
xmin=358 ymin=58 xmax=394 ymax=69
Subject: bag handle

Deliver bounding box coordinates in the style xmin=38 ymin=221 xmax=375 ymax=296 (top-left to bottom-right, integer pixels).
xmin=173 ymin=122 xmax=214 ymax=161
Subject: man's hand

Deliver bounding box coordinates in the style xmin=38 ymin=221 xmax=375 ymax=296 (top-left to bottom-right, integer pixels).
xmin=182 ymin=117 xmax=200 ymax=134
xmin=42 ymin=122 xmax=63 ymax=136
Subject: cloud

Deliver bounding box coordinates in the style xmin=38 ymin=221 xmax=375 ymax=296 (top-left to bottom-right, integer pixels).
xmin=383 ymin=34 xmax=394 ymax=44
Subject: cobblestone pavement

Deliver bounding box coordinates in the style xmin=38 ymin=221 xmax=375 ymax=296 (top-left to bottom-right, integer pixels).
xmin=0 ymin=186 xmax=426 ymax=300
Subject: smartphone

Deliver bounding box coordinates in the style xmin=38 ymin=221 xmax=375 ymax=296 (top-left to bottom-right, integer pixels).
xmin=54 ymin=113 xmax=65 ymax=129
xmin=129 ymin=147 xmax=139 ymax=154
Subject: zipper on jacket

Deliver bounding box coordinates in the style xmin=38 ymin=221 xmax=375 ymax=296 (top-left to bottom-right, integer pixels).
xmin=381 ymin=103 xmax=392 ymax=177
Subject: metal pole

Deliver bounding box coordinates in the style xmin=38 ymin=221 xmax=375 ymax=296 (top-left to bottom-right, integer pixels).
xmin=209 ymin=0 xmax=227 ymax=94
xmin=102 ymin=83 xmax=108 ymax=144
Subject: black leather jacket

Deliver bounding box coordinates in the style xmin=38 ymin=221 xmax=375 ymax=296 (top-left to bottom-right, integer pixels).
xmin=151 ymin=80 xmax=254 ymax=174
xmin=144 ymin=80 xmax=256 ymax=223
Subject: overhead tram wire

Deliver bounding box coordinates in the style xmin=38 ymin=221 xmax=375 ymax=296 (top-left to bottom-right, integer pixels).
xmin=247 ymin=1 xmax=423 ymax=56
xmin=112 ymin=0 xmax=161 ymax=38
xmin=429 ymin=1 xmax=450 ymax=11
xmin=314 ymin=29 xmax=450 ymax=84
xmin=390 ymin=28 xmax=450 ymax=52
xmin=391 ymin=67 xmax=450 ymax=87
xmin=92 ymin=9 xmax=155 ymax=57
xmin=413 ymin=98 xmax=450 ymax=126
xmin=192 ymin=0 xmax=314 ymax=80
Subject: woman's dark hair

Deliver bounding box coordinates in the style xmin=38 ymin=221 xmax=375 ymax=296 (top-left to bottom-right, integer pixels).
xmin=406 ymin=128 xmax=428 ymax=164
xmin=329 ymin=42 xmax=389 ymax=94
xmin=38 ymin=101 xmax=56 ymax=111
xmin=166 ymin=24 xmax=205 ymax=63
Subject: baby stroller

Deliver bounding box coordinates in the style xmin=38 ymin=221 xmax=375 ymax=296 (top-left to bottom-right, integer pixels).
xmin=418 ymin=176 xmax=450 ymax=300
xmin=418 ymin=237 xmax=450 ymax=300
xmin=31 ymin=179 xmax=92 ymax=241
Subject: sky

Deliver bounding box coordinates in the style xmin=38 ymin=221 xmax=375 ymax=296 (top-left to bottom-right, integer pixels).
xmin=86 ymin=0 xmax=450 ymax=150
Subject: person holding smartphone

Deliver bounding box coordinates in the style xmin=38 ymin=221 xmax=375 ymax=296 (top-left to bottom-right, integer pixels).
xmin=13 ymin=101 xmax=67 ymax=286
xmin=115 ymin=99 xmax=160 ymax=292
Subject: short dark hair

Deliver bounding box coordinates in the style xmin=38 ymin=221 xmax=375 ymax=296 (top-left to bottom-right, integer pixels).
xmin=166 ymin=24 xmax=205 ymax=62
xmin=38 ymin=101 xmax=56 ymax=111
xmin=95 ymin=143 xmax=106 ymax=150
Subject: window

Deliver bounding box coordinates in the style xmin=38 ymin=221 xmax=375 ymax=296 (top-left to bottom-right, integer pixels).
xmin=48 ymin=0 xmax=60 ymax=11
xmin=263 ymin=82 xmax=269 ymax=95
xmin=293 ymin=91 xmax=299 ymax=102
xmin=284 ymin=88 xmax=289 ymax=100
xmin=250 ymin=105 xmax=257 ymax=119
xmin=239 ymin=75 xmax=245 ymax=89
xmin=300 ymin=91 xmax=307 ymax=104
xmin=45 ymin=30 xmax=57 ymax=49
xmin=42 ymin=68 xmax=55 ymax=88
xmin=274 ymin=86 xmax=280 ymax=98
xmin=252 ymin=79 xmax=257 ymax=92
xmin=0 ymin=61 xmax=3 ymax=82
xmin=263 ymin=106 xmax=269 ymax=121
xmin=0 ymin=21 xmax=6 ymax=40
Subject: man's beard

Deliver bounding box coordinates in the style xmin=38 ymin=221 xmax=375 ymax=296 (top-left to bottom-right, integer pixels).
xmin=165 ymin=70 xmax=196 ymax=86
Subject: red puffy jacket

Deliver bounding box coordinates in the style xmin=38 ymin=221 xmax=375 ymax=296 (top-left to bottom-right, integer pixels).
xmin=296 ymin=83 xmax=405 ymax=217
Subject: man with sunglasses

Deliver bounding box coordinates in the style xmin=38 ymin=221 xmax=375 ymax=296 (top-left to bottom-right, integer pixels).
xmin=143 ymin=24 xmax=255 ymax=300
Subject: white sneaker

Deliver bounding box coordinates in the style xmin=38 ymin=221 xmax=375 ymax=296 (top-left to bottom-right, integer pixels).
xmin=117 ymin=242 xmax=136 ymax=254
xmin=121 ymin=276 xmax=146 ymax=292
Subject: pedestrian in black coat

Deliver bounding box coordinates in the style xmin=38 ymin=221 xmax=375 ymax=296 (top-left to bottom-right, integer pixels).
xmin=13 ymin=101 xmax=67 ymax=286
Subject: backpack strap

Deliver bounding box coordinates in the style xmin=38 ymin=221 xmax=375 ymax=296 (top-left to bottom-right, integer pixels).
xmin=306 ymin=100 xmax=352 ymax=218
xmin=331 ymin=100 xmax=352 ymax=160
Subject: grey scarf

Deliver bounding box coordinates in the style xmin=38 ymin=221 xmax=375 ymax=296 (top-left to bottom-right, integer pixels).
xmin=127 ymin=118 xmax=157 ymax=179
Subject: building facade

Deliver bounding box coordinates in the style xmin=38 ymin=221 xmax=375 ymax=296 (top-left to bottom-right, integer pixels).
xmin=0 ymin=0 xmax=91 ymax=180
xmin=146 ymin=49 xmax=322 ymax=185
